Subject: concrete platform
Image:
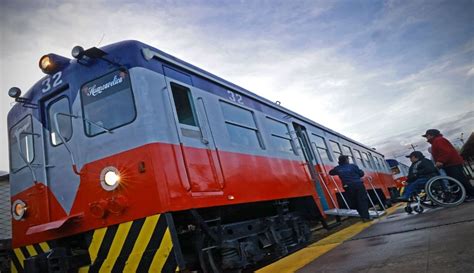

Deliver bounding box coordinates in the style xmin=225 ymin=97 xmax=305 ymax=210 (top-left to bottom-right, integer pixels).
xmin=297 ymin=202 xmax=474 ymax=273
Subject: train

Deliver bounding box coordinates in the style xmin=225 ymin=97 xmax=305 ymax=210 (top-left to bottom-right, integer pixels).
xmin=386 ymin=159 xmax=410 ymax=194
xmin=7 ymin=40 xmax=398 ymax=273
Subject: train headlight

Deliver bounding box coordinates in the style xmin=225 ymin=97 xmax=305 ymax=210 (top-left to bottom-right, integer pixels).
xmin=100 ymin=166 xmax=121 ymax=191
xmin=12 ymin=200 xmax=27 ymax=220
xmin=39 ymin=55 xmax=54 ymax=73
xmin=38 ymin=53 xmax=70 ymax=75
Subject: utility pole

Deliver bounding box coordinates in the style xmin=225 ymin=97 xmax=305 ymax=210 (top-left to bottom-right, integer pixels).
xmin=409 ymin=144 xmax=418 ymax=151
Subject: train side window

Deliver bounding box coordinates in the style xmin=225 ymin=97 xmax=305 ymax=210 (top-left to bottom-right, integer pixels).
xmin=81 ymin=70 xmax=136 ymax=136
xmin=378 ymin=157 xmax=386 ymax=171
xmin=342 ymin=145 xmax=355 ymax=164
xmin=329 ymin=141 xmax=342 ymax=159
xmin=369 ymin=153 xmax=379 ymax=170
xmin=170 ymin=83 xmax=198 ymax=126
xmin=353 ymin=149 xmax=366 ymax=167
xmin=362 ymin=152 xmax=373 ymax=169
xmin=373 ymin=156 xmax=381 ymax=171
xmin=9 ymin=115 xmax=35 ymax=172
xmin=266 ymin=117 xmax=294 ymax=154
xmin=312 ymin=134 xmax=332 ymax=162
xmin=47 ymin=97 xmax=72 ymax=146
xmin=220 ymin=101 xmax=262 ymax=149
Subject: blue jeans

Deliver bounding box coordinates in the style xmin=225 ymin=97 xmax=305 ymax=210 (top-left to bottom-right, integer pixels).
xmin=402 ymin=178 xmax=429 ymax=199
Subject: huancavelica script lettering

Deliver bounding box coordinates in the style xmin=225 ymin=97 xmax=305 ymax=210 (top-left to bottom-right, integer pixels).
xmin=86 ymin=75 xmax=123 ymax=97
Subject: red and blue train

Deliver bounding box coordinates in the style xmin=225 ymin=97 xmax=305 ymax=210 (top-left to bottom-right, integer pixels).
xmin=7 ymin=40 xmax=397 ymax=272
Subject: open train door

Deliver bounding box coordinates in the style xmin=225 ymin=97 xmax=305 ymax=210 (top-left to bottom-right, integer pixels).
xmin=164 ymin=78 xmax=224 ymax=194
xmin=292 ymin=123 xmax=330 ymax=212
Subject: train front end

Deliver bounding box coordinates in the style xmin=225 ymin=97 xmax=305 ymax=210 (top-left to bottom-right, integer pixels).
xmin=8 ymin=42 xmax=179 ymax=273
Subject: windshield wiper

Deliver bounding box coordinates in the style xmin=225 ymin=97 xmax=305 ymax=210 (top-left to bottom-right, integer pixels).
xmin=53 ymin=112 xmax=113 ymax=175
xmin=15 ymin=131 xmax=40 ymax=184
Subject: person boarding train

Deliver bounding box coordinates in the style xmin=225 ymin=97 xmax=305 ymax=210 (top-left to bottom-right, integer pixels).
xmin=329 ymin=155 xmax=371 ymax=221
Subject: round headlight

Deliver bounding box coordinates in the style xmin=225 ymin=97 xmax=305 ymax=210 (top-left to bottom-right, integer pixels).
xmin=39 ymin=55 xmax=54 ymax=73
xmin=12 ymin=200 xmax=27 ymax=220
xmin=100 ymin=166 xmax=121 ymax=191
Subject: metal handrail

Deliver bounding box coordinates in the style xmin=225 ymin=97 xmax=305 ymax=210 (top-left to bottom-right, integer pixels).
xmin=315 ymin=171 xmax=339 ymax=213
xmin=328 ymin=175 xmax=351 ymax=210
xmin=366 ymin=176 xmax=387 ymax=212
xmin=366 ymin=191 xmax=379 ymax=217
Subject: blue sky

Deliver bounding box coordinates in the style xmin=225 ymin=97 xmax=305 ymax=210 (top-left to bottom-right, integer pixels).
xmin=0 ymin=0 xmax=473 ymax=170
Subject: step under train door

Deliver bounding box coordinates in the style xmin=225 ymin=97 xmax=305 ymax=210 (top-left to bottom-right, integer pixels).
xmin=165 ymin=78 xmax=224 ymax=194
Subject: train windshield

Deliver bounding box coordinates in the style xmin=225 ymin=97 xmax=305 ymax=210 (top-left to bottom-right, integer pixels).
xmin=80 ymin=70 xmax=136 ymax=136
xmin=9 ymin=115 xmax=35 ymax=172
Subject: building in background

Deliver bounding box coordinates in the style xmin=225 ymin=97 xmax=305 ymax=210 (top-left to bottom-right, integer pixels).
xmin=0 ymin=171 xmax=10 ymax=272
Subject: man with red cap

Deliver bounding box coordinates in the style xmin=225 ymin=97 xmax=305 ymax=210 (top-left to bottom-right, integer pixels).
xmin=423 ymin=129 xmax=474 ymax=198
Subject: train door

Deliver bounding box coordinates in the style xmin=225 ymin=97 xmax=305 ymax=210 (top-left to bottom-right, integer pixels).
xmin=165 ymin=79 xmax=224 ymax=193
xmin=42 ymin=94 xmax=80 ymax=220
xmin=293 ymin=123 xmax=329 ymax=210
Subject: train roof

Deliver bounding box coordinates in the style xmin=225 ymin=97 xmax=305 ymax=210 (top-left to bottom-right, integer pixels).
xmin=8 ymin=40 xmax=384 ymax=157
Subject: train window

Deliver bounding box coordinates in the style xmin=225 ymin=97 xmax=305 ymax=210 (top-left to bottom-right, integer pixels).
xmin=220 ymin=101 xmax=262 ymax=149
xmin=342 ymin=145 xmax=355 ymax=164
xmin=353 ymin=149 xmax=366 ymax=167
xmin=373 ymin=157 xmax=381 ymax=171
xmin=329 ymin=141 xmax=342 ymax=159
xmin=362 ymin=152 xmax=373 ymax=169
xmin=81 ymin=70 xmax=136 ymax=136
xmin=266 ymin=118 xmax=294 ymax=153
xmin=9 ymin=115 xmax=35 ymax=172
xmin=312 ymin=134 xmax=332 ymax=162
xmin=47 ymin=97 xmax=72 ymax=146
xmin=170 ymin=83 xmax=198 ymax=126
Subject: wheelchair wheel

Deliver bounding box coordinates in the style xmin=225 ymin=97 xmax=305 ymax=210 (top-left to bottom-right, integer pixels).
xmin=425 ymin=176 xmax=466 ymax=207
xmin=414 ymin=205 xmax=424 ymax=214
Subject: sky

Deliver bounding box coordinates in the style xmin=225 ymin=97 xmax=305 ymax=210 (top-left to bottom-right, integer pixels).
xmin=0 ymin=0 xmax=473 ymax=171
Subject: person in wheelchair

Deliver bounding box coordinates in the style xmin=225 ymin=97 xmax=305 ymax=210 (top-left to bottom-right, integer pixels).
xmin=398 ymin=151 xmax=439 ymax=202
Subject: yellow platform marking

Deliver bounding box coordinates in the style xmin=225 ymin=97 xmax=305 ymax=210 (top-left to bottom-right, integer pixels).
xmin=257 ymin=204 xmax=402 ymax=273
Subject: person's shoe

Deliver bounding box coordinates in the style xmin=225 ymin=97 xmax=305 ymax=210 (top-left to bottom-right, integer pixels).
xmin=464 ymin=196 xmax=474 ymax=202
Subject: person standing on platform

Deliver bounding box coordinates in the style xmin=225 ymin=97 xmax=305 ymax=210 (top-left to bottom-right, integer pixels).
xmin=423 ymin=129 xmax=474 ymax=198
xmin=329 ymin=155 xmax=371 ymax=221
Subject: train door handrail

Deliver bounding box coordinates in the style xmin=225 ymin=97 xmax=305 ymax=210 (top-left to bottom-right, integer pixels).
xmin=328 ymin=175 xmax=351 ymax=209
xmin=315 ymin=171 xmax=339 ymax=213
xmin=366 ymin=176 xmax=387 ymax=212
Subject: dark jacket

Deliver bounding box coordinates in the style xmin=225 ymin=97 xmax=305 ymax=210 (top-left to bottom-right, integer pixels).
xmin=329 ymin=163 xmax=364 ymax=185
xmin=407 ymin=158 xmax=439 ymax=184
xmin=429 ymin=135 xmax=464 ymax=167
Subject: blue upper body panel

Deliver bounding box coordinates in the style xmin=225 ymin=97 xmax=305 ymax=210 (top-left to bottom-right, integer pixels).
xmin=7 ymin=40 xmax=384 ymax=157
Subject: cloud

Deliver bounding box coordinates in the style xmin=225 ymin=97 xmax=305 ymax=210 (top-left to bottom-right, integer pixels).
xmin=0 ymin=0 xmax=473 ymax=172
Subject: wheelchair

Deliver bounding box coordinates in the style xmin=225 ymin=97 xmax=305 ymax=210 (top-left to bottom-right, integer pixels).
xmin=404 ymin=175 xmax=466 ymax=214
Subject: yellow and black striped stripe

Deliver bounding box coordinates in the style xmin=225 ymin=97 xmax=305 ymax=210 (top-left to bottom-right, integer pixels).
xmin=10 ymin=242 xmax=51 ymax=273
xmin=11 ymin=214 xmax=178 ymax=273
